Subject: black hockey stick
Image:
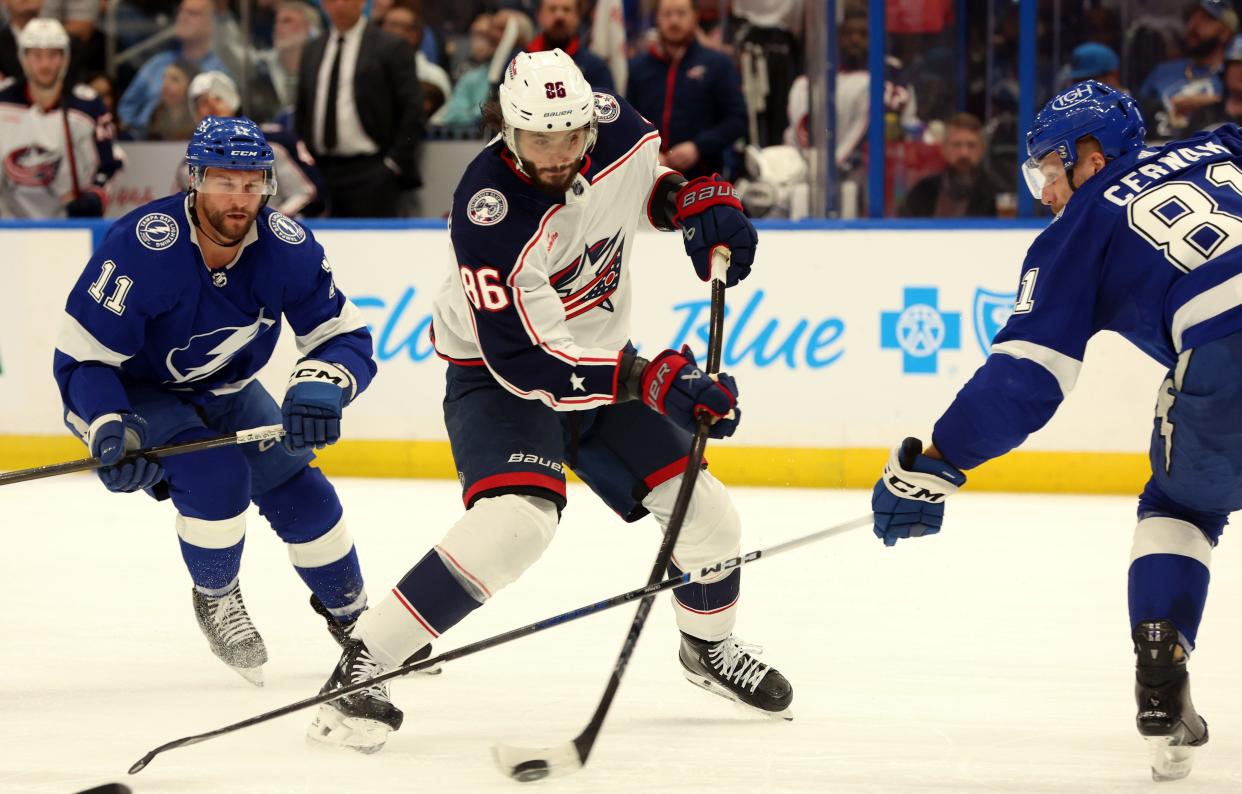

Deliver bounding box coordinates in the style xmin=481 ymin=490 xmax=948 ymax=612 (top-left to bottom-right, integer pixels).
xmin=128 ymin=514 xmax=870 ymax=775
xmin=0 ymin=425 xmax=286 ymax=486
xmin=494 ymin=249 xmax=732 ymax=782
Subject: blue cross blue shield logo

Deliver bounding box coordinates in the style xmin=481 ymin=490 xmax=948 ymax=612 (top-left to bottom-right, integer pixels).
xmin=972 ymin=288 xmax=1016 ymax=355
xmin=881 ymin=287 xmax=961 ymax=374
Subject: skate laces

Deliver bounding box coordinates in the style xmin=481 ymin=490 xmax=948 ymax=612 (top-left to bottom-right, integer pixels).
xmin=708 ymin=637 xmax=770 ymax=693
xmin=211 ymin=589 xmax=260 ymax=646
xmin=345 ymin=645 xmax=393 ymax=704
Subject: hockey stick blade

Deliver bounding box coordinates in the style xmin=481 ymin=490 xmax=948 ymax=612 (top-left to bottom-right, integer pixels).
xmin=128 ymin=515 xmax=868 ymax=775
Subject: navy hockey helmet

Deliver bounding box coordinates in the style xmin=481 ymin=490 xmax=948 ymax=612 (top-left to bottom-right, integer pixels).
xmin=185 ymin=116 xmax=277 ymax=195
xmin=1023 ymin=80 xmax=1145 ymax=197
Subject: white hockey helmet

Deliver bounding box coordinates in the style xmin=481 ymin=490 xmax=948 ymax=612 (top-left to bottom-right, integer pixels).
xmin=18 ymin=19 xmax=70 ymax=85
xmin=498 ymin=49 xmax=597 ymax=170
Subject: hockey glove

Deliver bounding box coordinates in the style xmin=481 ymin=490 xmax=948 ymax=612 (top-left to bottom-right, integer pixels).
xmin=65 ymin=189 xmax=105 ymax=218
xmin=87 ymin=412 xmax=165 ymax=493
xmin=673 ymin=174 xmax=757 ymax=287
xmin=281 ymin=360 xmax=356 ymax=452
xmin=871 ymin=437 xmax=966 ymax=546
xmin=640 ymin=346 xmax=741 ymax=439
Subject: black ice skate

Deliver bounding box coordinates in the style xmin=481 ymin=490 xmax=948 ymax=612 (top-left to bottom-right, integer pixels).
xmin=309 ymin=594 xmax=443 ymax=674
xmin=192 ymin=584 xmax=267 ymax=686
xmin=679 ymin=633 xmax=793 ymax=720
xmin=307 ymin=639 xmax=404 ymax=754
xmin=1134 ymin=619 xmax=1209 ymax=781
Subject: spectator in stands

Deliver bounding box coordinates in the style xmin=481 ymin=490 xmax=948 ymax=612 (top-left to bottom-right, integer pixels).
xmin=184 ymin=70 xmax=326 ymax=216
xmin=0 ymin=0 xmax=85 ymax=82
xmin=834 ymin=5 xmax=918 ymax=210
xmin=117 ymin=0 xmax=229 ymax=139
xmin=627 ymin=0 xmax=747 ymax=179
xmin=145 ymin=58 xmax=198 ymax=140
xmin=87 ymin=70 xmax=115 ymax=114
xmin=1188 ymin=34 xmax=1242 ymax=130
xmin=40 ymin=0 xmax=98 ymax=44
xmin=369 ymin=0 xmax=393 ymax=25
xmin=381 ymin=0 xmax=453 ymax=118
xmin=435 ymin=12 xmax=496 ymax=126
xmin=732 ymin=0 xmax=803 ymax=148
xmin=295 ymin=0 xmax=424 ymax=216
xmin=250 ymin=0 xmax=321 ymax=119
xmin=900 ymin=112 xmax=1003 ymax=218
xmin=1140 ymin=0 xmax=1237 ymax=139
xmin=1067 ymin=42 xmax=1122 ymax=90
xmin=525 ymin=0 xmax=613 ymax=91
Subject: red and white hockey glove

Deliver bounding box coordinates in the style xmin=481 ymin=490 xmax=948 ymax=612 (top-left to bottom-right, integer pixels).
xmin=639 ymin=346 xmax=741 ymax=438
xmin=673 ymin=174 xmax=756 ymax=287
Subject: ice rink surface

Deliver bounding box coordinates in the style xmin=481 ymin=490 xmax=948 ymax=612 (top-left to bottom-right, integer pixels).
xmin=3 ymin=476 xmax=1241 ymax=793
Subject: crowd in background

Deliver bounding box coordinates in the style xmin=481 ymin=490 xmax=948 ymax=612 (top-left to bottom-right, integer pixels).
xmin=6 ymin=0 xmax=1242 ymax=218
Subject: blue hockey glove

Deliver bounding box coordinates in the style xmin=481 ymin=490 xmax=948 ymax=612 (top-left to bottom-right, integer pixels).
xmin=871 ymin=437 xmax=966 ymax=547
xmin=87 ymin=412 xmax=165 ymax=493
xmin=673 ymin=174 xmax=756 ymax=287
xmin=281 ymin=360 xmax=356 ymax=452
xmin=640 ymin=346 xmax=741 ymax=439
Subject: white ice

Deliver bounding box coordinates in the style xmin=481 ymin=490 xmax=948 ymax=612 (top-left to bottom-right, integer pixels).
xmin=3 ymin=477 xmax=1241 ymax=793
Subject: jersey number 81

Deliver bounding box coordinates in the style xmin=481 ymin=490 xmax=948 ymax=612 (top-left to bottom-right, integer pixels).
xmin=1129 ymin=161 xmax=1242 ymax=272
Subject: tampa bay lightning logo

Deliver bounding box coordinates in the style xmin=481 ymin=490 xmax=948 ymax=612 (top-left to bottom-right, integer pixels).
xmin=136 ymin=213 xmax=179 ymax=251
xmin=1051 ymin=83 xmax=1094 ymax=110
xmin=972 ymin=288 xmax=1015 ymax=355
xmin=593 ymin=92 xmax=620 ymax=124
xmin=268 ymin=211 xmax=306 ymax=244
xmin=164 ymin=309 xmax=276 ymax=383
xmin=552 ymin=230 xmax=624 ymax=319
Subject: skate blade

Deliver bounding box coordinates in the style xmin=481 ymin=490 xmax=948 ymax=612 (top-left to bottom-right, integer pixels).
xmin=681 ymin=669 xmax=794 ymax=721
xmin=229 ymin=664 xmax=264 ymax=687
xmin=1146 ymin=736 xmax=1198 ymax=781
xmin=306 ymin=704 xmax=392 ymax=754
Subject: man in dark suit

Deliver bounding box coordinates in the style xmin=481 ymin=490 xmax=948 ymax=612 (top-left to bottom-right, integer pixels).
xmin=296 ymin=0 xmax=424 ymax=217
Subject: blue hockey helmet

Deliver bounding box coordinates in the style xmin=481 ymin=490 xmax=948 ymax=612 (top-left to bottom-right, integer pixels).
xmin=1022 ymin=80 xmax=1145 ymax=198
xmin=185 ymin=116 xmax=277 ymax=195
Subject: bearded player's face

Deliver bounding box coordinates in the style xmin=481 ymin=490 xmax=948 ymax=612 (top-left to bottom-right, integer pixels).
xmin=197 ymin=168 xmax=266 ymax=243
xmin=517 ymin=127 xmax=586 ymax=194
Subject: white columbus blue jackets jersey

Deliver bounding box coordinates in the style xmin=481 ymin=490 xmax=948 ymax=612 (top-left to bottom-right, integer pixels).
xmin=53 ymin=193 xmax=375 ymax=433
xmin=934 ymin=125 xmax=1242 ymax=469
xmin=431 ymin=89 xmax=674 ymax=410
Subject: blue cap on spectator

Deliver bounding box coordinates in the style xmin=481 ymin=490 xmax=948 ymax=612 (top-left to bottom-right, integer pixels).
xmin=1069 ymin=43 xmax=1119 ymax=79
xmin=1194 ymin=0 xmax=1239 ymax=33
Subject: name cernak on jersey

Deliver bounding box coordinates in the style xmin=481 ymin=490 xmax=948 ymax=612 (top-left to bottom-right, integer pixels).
xmin=1104 ymin=141 xmax=1231 ymax=206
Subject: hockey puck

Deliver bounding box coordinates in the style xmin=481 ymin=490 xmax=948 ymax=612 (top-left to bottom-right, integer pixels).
xmin=511 ymin=759 xmax=550 ymax=782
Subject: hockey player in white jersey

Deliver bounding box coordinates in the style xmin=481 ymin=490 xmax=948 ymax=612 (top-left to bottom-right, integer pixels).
xmin=307 ymin=50 xmax=784 ymax=753
xmin=0 ymin=19 xmax=121 ymax=218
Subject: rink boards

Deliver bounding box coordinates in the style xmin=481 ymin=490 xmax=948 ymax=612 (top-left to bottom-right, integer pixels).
xmin=0 ymin=221 xmax=1166 ymax=493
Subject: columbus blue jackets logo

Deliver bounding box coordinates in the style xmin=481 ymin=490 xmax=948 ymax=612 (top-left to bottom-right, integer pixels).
xmin=164 ymin=309 xmax=276 ymax=383
xmin=136 ymin=212 xmax=179 ymax=251
xmin=468 ymin=189 xmax=508 ymax=226
xmin=552 ymin=230 xmax=624 ymax=319
xmin=4 ymin=145 xmax=60 ymax=187
xmin=972 ymin=288 xmax=1015 ymax=355
xmin=593 ymin=92 xmax=621 ymax=124
xmin=268 ymin=211 xmax=306 ymax=244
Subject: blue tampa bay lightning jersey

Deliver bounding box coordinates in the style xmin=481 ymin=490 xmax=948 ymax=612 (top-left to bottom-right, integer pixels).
xmin=53 ymin=193 xmax=375 ymax=433
xmin=934 ymin=125 xmax=1242 ymax=470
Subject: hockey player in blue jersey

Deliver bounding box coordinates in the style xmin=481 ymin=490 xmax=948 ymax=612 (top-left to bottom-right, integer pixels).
xmin=305 ymin=50 xmax=787 ymax=754
xmin=52 ymin=116 xmax=389 ymax=686
xmin=870 ymin=80 xmax=1242 ymax=780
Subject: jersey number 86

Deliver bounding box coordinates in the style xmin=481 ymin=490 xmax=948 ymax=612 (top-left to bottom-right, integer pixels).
xmin=460 ymin=265 xmax=511 ymax=312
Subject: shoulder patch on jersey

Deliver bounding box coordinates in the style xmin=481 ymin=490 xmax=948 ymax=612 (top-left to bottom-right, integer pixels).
xmin=268 ymin=211 xmax=306 ymax=244
xmin=72 ymin=83 xmax=99 ymax=101
xmin=135 ymin=212 xmax=179 ymax=251
xmin=593 ymin=92 xmax=621 ymax=124
xmin=467 ymin=188 xmax=508 ymax=226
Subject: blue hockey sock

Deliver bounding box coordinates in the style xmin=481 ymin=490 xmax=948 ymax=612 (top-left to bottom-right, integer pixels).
xmin=1128 ymin=554 xmax=1210 ymax=648
xmin=179 ymin=536 xmax=245 ymax=593
xmin=293 ymin=545 xmax=367 ymax=621
xmin=667 ymin=560 xmax=741 ymax=614
xmin=392 ymin=549 xmax=484 ymax=636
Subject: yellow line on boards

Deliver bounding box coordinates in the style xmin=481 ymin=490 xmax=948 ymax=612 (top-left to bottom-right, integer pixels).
xmin=0 ymin=436 xmax=1149 ymax=494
